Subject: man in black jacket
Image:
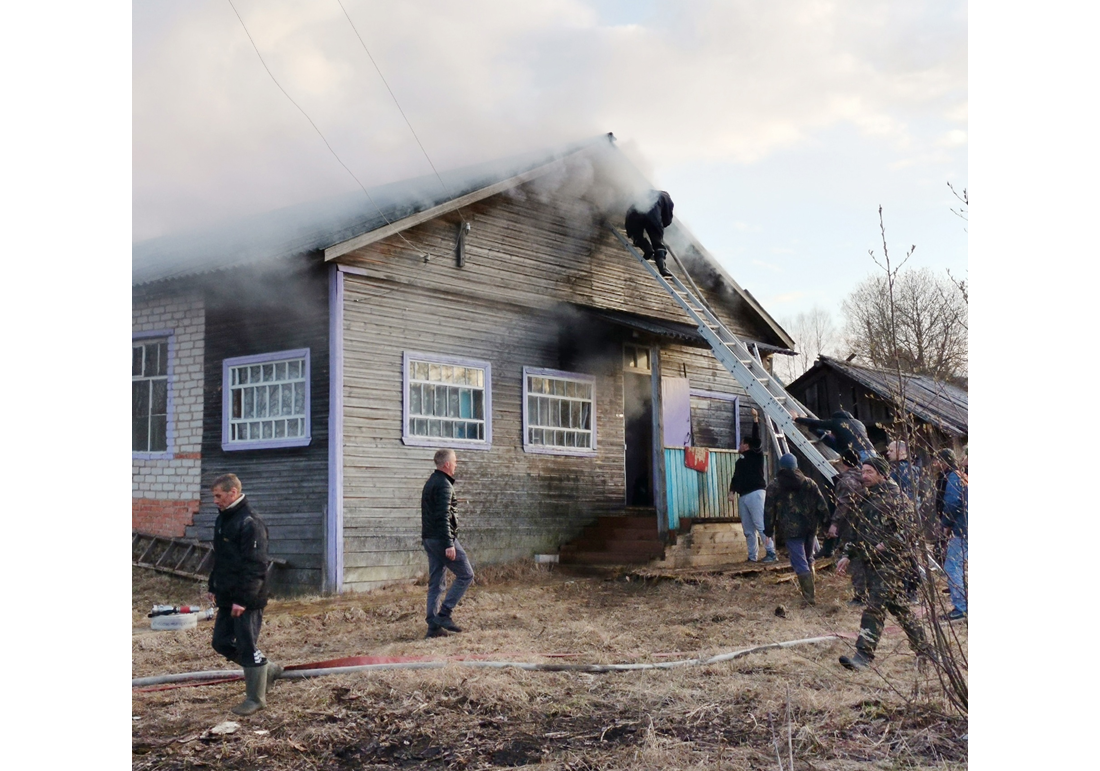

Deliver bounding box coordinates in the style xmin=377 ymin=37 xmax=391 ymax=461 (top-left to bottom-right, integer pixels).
xmin=728 ymin=409 xmax=777 ymax=563
xmin=625 ymin=190 xmax=674 ymax=277
xmin=421 ymin=449 xmax=475 ymax=638
xmin=207 ymin=474 xmax=281 ymax=716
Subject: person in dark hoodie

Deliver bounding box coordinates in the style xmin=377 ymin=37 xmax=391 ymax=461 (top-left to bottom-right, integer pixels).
xmin=207 ymin=473 xmax=281 ymax=716
xmin=764 ymin=453 xmax=830 ymax=605
xmin=794 ymin=410 xmax=876 ymax=461
xmin=836 ymin=457 xmax=933 ymax=671
xmin=421 ymin=448 xmax=475 ymax=639
xmin=625 ymin=190 xmax=674 ymax=277
xmin=729 ymin=409 xmax=777 ymax=562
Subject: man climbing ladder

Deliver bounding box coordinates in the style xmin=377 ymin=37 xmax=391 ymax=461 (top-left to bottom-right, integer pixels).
xmin=625 ymin=190 xmax=674 ymax=277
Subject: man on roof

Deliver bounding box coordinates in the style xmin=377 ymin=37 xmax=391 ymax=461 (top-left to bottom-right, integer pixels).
xmin=625 ymin=190 xmax=674 ymax=278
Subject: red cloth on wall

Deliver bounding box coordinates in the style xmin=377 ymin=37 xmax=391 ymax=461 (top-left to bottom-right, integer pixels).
xmin=684 ymin=446 xmax=709 ymax=473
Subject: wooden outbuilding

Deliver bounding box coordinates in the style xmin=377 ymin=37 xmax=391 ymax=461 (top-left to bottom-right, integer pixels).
xmin=132 ymin=134 xmax=798 ymax=593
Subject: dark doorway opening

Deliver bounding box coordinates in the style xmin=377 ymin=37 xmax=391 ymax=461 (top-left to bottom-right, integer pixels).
xmin=624 ymin=371 xmax=654 ymax=506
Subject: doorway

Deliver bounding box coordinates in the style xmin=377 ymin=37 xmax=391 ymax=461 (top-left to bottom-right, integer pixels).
xmin=623 ymin=344 xmax=654 ymax=506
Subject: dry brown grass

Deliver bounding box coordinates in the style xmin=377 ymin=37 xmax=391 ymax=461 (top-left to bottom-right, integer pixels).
xmin=132 ymin=562 xmax=967 ymax=769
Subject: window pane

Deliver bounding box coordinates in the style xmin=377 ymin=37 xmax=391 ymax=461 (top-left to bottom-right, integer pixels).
xmin=448 ymin=387 xmax=460 ymax=418
xmin=132 ymin=347 xmax=143 ymax=377
xmin=150 ymin=416 xmax=167 ymax=452
xmin=133 ymin=381 xmax=150 ymax=419
xmin=582 ymin=403 xmax=591 ymax=430
xmin=460 ymin=389 xmax=472 ymax=418
xmin=262 ymin=421 xmax=273 ymax=439
xmin=275 ymin=420 xmax=285 ymax=438
xmin=434 ymin=387 xmax=447 ymax=417
xmin=429 ymin=419 xmax=441 ymax=437
xmin=232 ymin=389 xmax=242 ymax=419
xmin=151 ymin=379 xmax=168 ymax=414
xmin=249 ymin=365 xmax=261 ymax=383
xmin=275 ymin=362 xmax=286 ymax=381
xmin=414 ymin=418 xmax=427 ymax=435
xmin=555 ymin=430 xmax=565 ymax=446
xmin=473 ymin=391 xmax=484 ymax=420
xmin=243 ymin=390 xmax=254 ymax=419
xmin=410 ymin=383 xmax=422 ymax=415
xmin=569 ymin=401 xmax=580 ymax=428
xmin=554 ymin=380 xmax=565 ymax=396
xmin=288 ymin=360 xmax=300 ymax=379
xmin=133 ymin=417 xmax=149 ymax=452
xmin=155 ymin=343 xmax=169 ymax=376
xmin=281 ymin=384 xmax=292 ymax=415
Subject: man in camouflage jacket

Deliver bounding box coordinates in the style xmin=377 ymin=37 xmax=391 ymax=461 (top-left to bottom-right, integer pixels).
xmin=764 ymin=453 xmax=830 ymax=605
xmin=836 ymin=458 xmax=931 ymax=671
xmin=827 ymin=449 xmax=869 ymax=605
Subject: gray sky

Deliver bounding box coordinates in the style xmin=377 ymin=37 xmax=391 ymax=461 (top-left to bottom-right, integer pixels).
xmin=133 ymin=0 xmax=967 ymax=322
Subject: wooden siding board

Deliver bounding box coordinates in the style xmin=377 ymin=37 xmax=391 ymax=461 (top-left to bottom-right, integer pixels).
xmin=196 ymin=262 xmax=330 ymax=594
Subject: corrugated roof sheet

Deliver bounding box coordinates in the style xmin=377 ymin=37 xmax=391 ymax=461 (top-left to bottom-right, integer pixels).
xmin=812 ymin=356 xmax=968 ymax=437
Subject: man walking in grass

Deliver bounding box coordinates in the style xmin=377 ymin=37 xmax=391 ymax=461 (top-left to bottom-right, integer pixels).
xmin=421 ymin=449 xmax=475 ymax=639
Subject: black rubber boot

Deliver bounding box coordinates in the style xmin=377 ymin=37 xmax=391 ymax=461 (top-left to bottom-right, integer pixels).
xmin=796 ymin=573 xmax=816 ymax=606
xmin=232 ymin=664 xmax=269 ymax=716
xmin=654 ymin=250 xmax=672 ymax=277
xmin=435 ymin=615 xmax=463 ymax=633
xmin=839 ymin=651 xmax=872 ymax=671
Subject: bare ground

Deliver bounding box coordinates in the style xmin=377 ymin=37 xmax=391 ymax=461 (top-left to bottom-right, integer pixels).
xmin=132 ymin=561 xmax=967 ymax=769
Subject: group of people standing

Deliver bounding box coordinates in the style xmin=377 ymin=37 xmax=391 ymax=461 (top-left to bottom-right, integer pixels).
xmin=728 ymin=409 xmax=969 ymax=671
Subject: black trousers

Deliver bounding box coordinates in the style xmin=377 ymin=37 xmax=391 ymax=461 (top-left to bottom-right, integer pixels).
xmin=625 ymin=212 xmax=666 ymax=259
xmin=212 ymin=606 xmax=267 ymax=668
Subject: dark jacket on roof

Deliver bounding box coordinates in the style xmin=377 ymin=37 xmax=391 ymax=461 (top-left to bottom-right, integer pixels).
xmin=209 ymin=497 xmax=270 ymax=609
xmin=729 ymin=420 xmax=766 ymax=496
xmin=421 ymin=469 xmax=459 ymax=546
xmin=794 ymin=411 xmax=874 ymax=458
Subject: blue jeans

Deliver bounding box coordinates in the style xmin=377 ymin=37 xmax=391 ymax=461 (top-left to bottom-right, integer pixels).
xmin=423 ymin=538 xmax=474 ymax=625
xmin=739 ymin=490 xmax=774 ymax=560
xmin=945 ymin=532 xmax=968 ymax=613
xmin=784 ymin=536 xmax=816 ymax=576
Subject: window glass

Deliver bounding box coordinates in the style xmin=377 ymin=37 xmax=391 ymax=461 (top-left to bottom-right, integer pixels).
xmin=406 ymin=355 xmax=489 ymax=444
xmin=132 ymin=339 xmax=169 ymax=452
xmin=524 ymin=369 xmax=596 ymax=453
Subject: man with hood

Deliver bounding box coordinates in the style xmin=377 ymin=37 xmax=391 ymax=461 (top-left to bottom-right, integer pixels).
xmin=625 ymin=190 xmax=674 ymax=278
xmin=826 ymin=449 xmax=869 ymax=605
xmin=763 ymin=453 xmax=830 ymax=605
xmin=728 ymin=409 xmax=777 ymax=563
xmin=836 ymin=457 xmax=932 ymax=671
xmin=794 ymin=410 xmax=875 ymax=462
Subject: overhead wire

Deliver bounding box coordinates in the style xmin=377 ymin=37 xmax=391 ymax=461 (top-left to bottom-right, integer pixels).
xmin=335 ymin=0 xmax=460 ymax=210
xmin=226 ymin=0 xmax=430 ymax=259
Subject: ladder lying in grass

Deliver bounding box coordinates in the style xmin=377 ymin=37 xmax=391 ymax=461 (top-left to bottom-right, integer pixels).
xmin=607 ymin=225 xmax=838 ymax=482
xmin=132 ymin=531 xmax=288 ymax=582
xmin=132 ymin=531 xmax=215 ymax=581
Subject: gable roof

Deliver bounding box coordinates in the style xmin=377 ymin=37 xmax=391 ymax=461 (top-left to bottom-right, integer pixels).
xmin=133 ymin=133 xmax=795 ymax=350
xmin=792 ymin=355 xmax=968 ymax=437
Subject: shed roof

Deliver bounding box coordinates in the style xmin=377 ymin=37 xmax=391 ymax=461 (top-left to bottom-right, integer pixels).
xmin=792 ymin=356 xmax=968 ymax=437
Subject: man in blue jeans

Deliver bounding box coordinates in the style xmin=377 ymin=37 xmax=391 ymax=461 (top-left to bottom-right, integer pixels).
xmin=935 ymin=449 xmax=968 ymax=620
xmin=421 ymin=448 xmax=475 ymax=638
xmin=729 ymin=409 xmax=777 ymax=563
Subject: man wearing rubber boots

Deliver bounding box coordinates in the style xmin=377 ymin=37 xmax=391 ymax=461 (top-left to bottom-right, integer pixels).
xmin=836 ymin=458 xmax=933 ymax=671
xmin=763 ymin=453 xmax=830 ymax=606
xmin=208 ymin=473 xmax=281 ymax=715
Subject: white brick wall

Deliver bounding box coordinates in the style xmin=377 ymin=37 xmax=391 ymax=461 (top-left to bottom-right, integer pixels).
xmin=132 ymin=291 xmax=205 ymax=501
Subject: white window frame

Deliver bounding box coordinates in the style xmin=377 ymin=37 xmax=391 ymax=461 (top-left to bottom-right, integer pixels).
xmin=522 ymin=367 xmax=597 ymax=456
xmin=222 ymin=349 xmax=311 ymax=451
xmin=133 ymin=331 xmax=173 ymax=458
xmin=402 ymin=351 xmax=492 ymax=450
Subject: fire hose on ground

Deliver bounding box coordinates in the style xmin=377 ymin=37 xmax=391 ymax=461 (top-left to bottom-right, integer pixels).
xmin=133 ymin=634 xmax=845 ymax=690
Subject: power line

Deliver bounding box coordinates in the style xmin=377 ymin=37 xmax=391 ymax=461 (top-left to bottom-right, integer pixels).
xmin=226 ymin=0 xmax=429 ymax=258
xmin=335 ymin=0 xmax=470 ymax=224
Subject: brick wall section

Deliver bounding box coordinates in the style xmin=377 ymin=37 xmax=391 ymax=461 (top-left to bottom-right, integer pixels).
xmin=133 ymin=290 xmax=205 ymax=536
xmin=132 ymin=498 xmax=201 ymax=538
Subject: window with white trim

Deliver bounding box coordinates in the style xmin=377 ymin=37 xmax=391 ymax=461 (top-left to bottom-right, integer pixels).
xmin=133 ymin=339 xmax=169 ymax=453
xmin=403 ymin=352 xmax=490 ymax=447
xmin=222 ymin=349 xmax=311 ymax=450
xmin=523 ymin=368 xmax=596 ymax=455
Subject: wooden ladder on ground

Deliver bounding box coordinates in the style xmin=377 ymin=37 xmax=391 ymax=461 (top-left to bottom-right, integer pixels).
xmin=132 ymin=531 xmax=214 ymax=581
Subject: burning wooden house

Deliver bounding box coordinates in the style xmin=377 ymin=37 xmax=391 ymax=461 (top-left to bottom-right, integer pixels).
xmin=132 ymin=134 xmax=799 ymax=593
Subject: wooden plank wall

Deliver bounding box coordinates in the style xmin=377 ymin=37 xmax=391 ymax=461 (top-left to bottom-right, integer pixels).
xmin=336 ymin=182 xmax=782 ymax=590
xmin=341 ymin=276 xmax=629 ymax=591
xmin=189 ymin=261 xmax=329 ymax=594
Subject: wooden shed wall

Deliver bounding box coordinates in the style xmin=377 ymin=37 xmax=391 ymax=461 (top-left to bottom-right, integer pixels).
xmin=187 ymin=262 xmax=330 ymax=594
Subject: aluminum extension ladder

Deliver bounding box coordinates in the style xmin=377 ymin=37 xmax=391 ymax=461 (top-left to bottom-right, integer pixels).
xmin=607 ymin=225 xmax=838 ymax=481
